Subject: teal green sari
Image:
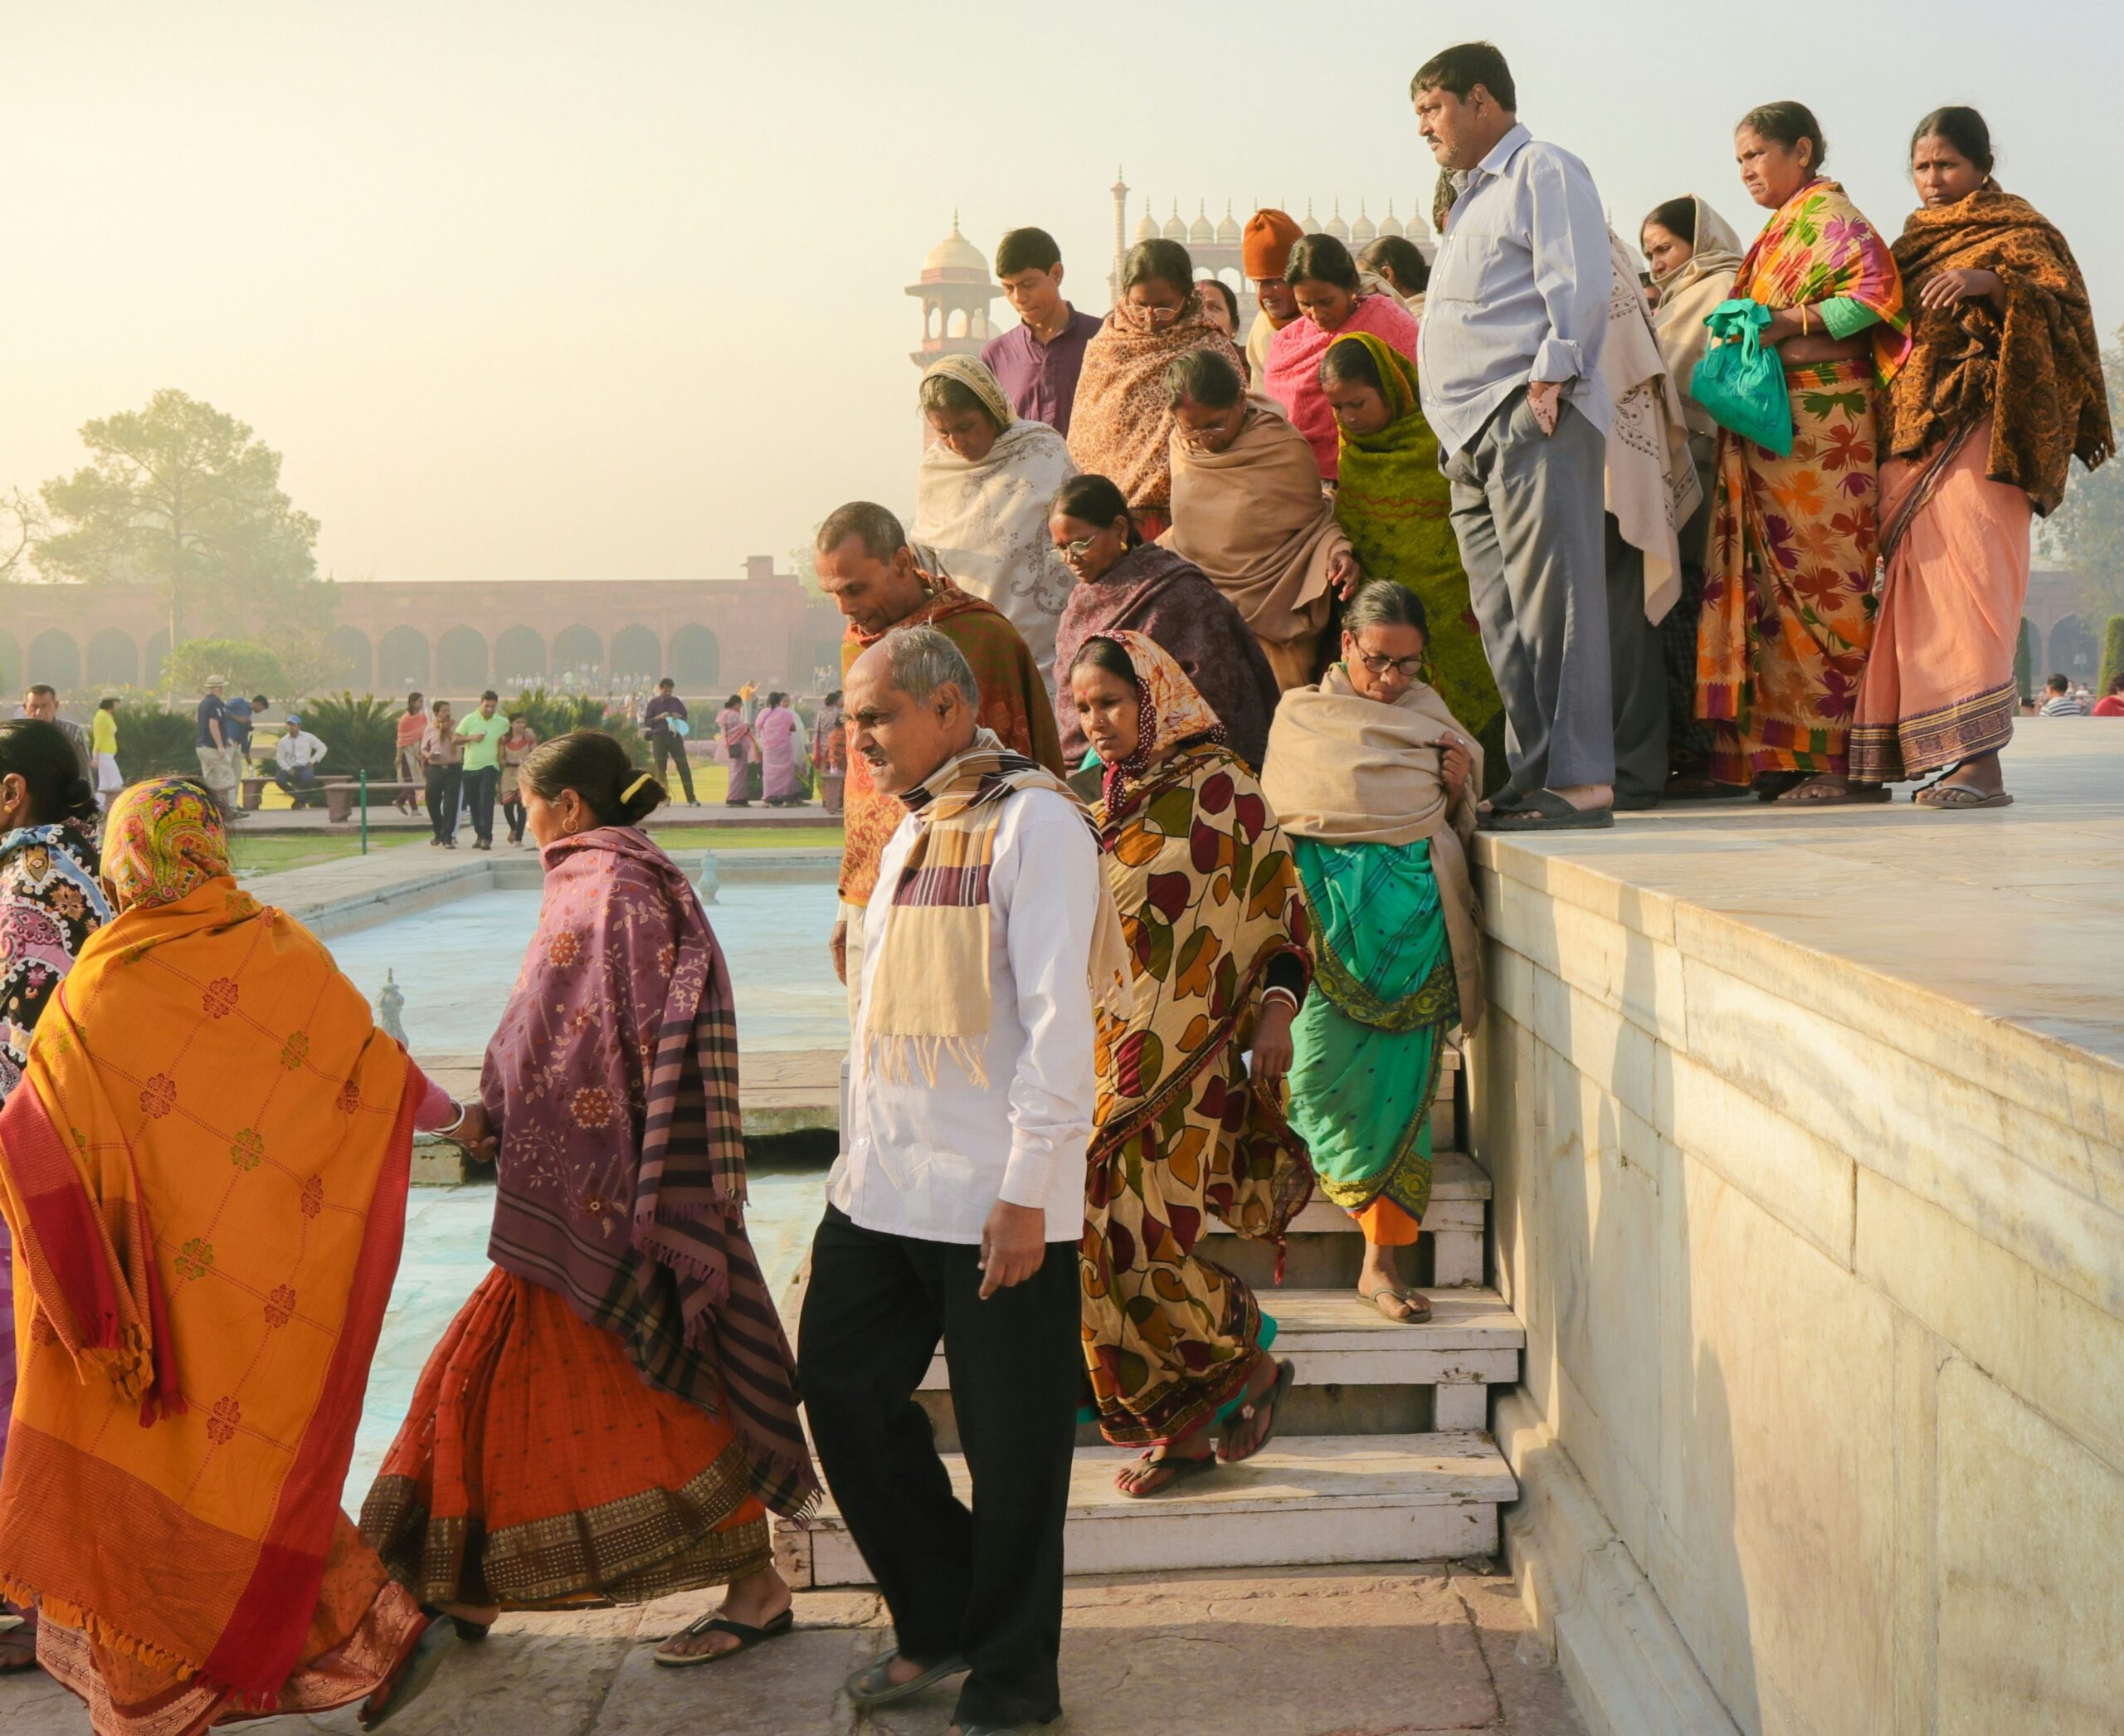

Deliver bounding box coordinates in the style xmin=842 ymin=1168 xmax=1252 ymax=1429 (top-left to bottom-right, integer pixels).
xmin=1286 ymin=836 xmax=1459 ymax=1225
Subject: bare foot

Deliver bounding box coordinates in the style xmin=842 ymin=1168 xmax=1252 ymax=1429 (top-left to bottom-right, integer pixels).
xmin=1115 ymin=1422 xmax=1216 ymax=1496
xmin=653 ymin=1565 xmax=791 ymax=1663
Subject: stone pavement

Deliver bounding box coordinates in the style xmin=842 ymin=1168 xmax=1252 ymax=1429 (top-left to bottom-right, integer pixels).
xmin=0 ymin=1563 xmax=1584 ymax=1734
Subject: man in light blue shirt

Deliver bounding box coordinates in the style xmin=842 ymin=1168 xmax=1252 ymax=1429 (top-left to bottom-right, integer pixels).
xmin=1415 ymin=41 xmax=1616 ymax=831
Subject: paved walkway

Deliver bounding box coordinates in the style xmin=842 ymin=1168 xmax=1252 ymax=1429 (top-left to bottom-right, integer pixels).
xmin=1 ymin=1563 xmax=1583 ymax=1734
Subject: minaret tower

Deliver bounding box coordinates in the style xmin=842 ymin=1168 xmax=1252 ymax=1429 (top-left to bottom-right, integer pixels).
xmin=1108 ymin=166 xmax=1129 ymax=309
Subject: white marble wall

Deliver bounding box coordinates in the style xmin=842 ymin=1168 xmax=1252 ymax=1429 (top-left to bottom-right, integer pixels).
xmin=1469 ymin=837 xmax=2124 ymax=1736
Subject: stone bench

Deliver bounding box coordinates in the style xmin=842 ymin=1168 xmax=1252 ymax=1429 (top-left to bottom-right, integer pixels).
xmin=324 ymin=780 xmax=421 ymax=822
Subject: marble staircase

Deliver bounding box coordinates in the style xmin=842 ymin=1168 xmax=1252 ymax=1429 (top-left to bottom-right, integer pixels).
xmin=778 ymin=1046 xmax=1524 ymax=1588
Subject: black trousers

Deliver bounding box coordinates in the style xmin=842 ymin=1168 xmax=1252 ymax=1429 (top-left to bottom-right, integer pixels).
xmin=465 ymin=764 xmax=499 ymax=844
xmin=424 ymin=764 xmax=461 ymax=842
xmin=799 ymin=1206 xmax=1078 ymax=1729
xmin=651 ymin=732 xmax=696 ymax=801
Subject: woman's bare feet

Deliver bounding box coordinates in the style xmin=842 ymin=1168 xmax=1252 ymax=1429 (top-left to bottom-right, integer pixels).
xmin=652 ymin=1565 xmax=791 ymax=1663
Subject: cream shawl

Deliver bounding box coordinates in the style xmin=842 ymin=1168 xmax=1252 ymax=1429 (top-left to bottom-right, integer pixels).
xmin=1600 ymin=230 xmax=1700 ymax=625
xmin=1649 ymin=197 xmax=1746 ymax=440
xmin=862 ymin=730 xmax=1128 ymax=1086
xmin=1259 ymin=666 xmax=1484 ymax=1032
xmin=914 ymin=418 xmax=1079 ymax=690
xmin=1160 ymin=397 xmax=1347 ymax=653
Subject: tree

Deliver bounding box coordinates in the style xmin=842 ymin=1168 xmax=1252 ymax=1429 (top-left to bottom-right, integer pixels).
xmin=38 ymin=389 xmax=326 ymax=645
xmin=262 ymin=626 xmax=348 ymax=700
xmin=0 ymin=487 xmax=44 ymax=582
xmin=2099 ymin=615 xmax=2124 ymax=700
xmin=161 ymin=638 xmax=286 ymax=700
xmin=2046 ymin=337 xmax=2124 ymax=618
xmin=2014 ymin=616 xmax=2034 ymax=704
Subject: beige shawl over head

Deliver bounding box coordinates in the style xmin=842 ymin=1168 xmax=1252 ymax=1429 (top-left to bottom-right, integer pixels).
xmin=1600 ymin=229 xmax=1701 ymax=625
xmin=1649 ymin=196 xmax=1746 ymax=440
xmin=1259 ymin=665 xmax=1484 ymax=1032
xmin=1160 ymin=397 xmax=1348 ymax=649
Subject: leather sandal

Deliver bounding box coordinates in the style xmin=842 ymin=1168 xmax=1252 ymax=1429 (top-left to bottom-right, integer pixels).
xmin=844 ymin=1649 xmax=970 ymax=1708
xmin=653 ymin=1606 xmax=793 ymax=1666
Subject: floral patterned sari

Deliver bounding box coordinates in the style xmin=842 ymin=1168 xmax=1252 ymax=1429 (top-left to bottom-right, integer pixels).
xmin=1079 ymin=632 xmax=1313 ymax=1446
xmin=1697 ymin=178 xmax=1909 ymax=781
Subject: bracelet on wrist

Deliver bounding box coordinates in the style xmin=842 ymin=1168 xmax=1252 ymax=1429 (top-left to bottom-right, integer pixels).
xmin=436 ymin=1099 xmax=468 ymax=1139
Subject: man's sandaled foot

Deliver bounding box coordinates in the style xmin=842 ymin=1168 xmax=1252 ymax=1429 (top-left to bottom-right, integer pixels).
xmin=1479 ymin=788 xmax=1614 ymax=831
xmin=845 ymin=1649 xmax=970 ymax=1708
xmin=1114 ymin=1446 xmax=1217 ymax=1497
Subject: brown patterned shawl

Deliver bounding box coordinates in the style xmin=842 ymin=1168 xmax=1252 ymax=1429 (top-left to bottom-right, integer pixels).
xmin=1067 ymin=290 xmax=1250 ymax=513
xmin=483 ymin=825 xmax=816 ymax=1518
xmin=1887 ymin=187 xmax=2113 ymax=515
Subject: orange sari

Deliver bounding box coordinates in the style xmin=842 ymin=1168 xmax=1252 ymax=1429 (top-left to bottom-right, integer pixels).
xmin=0 ymin=793 xmax=426 ymax=1735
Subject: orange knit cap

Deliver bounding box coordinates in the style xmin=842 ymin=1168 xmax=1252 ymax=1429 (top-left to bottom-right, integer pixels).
xmin=1242 ymin=208 xmax=1305 ymax=281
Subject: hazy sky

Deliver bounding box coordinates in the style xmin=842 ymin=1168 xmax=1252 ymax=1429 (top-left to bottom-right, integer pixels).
xmin=6 ymin=2 xmax=2119 ymax=588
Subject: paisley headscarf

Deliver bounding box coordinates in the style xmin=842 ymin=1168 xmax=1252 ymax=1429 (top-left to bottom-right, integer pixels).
xmin=1079 ymin=630 xmax=1226 ymax=824
xmin=100 ymin=778 xmax=229 ymax=912
xmin=922 ymin=354 xmax=1016 ymax=431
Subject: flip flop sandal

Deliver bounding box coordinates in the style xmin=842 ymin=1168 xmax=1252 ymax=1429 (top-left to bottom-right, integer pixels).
xmin=1480 ymin=789 xmax=1614 ymax=832
xmin=1362 ymin=1286 xmax=1431 ymax=1324
xmin=1116 ymin=1449 xmax=1219 ymax=1498
xmin=1915 ymin=783 xmax=2013 ymax=810
xmin=653 ymin=1606 xmax=794 ymax=1667
xmin=844 ymin=1648 xmax=971 ymax=1708
xmin=359 ymin=1617 xmax=455 ymax=1729
xmin=1216 ymin=1358 xmax=1295 ymax=1465
xmin=1753 ymin=771 xmax=1808 ymax=802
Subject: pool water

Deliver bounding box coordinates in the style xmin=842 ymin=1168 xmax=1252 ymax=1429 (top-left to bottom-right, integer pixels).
xmin=325 ymin=875 xmax=847 ymax=1056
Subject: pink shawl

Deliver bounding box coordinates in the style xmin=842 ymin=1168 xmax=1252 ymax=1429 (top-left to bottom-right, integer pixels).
xmin=1264 ymin=294 xmax=1421 ymax=480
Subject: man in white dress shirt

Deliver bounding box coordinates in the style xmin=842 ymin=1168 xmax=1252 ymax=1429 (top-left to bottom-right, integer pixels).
xmin=800 ymin=625 xmax=1113 ymax=1736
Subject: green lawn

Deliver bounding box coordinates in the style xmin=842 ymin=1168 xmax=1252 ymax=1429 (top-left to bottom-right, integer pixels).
xmin=230 ymin=832 xmax=422 ymax=874
xmin=228 ymin=825 xmax=838 ymax=875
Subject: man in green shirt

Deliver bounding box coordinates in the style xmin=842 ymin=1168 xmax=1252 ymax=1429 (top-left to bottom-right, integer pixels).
xmin=454 ymin=690 xmax=511 ymax=851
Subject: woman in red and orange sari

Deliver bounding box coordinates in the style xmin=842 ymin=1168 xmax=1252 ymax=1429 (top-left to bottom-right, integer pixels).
xmin=359 ymin=732 xmax=817 ymax=1670
xmin=1852 ymin=106 xmax=2113 ymax=807
xmin=0 ymin=778 xmax=458 ymax=1734
xmin=1697 ymin=102 xmax=1912 ymax=803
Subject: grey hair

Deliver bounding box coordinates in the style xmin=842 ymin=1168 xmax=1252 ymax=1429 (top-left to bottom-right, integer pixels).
xmin=879 ymin=624 xmax=982 ymax=710
xmin=1342 ymin=579 xmax=1430 ymax=641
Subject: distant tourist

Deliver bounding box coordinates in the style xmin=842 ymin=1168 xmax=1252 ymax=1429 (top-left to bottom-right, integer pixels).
xmin=2094 ymin=673 xmax=2124 ymax=718
xmin=21 ymin=684 xmax=90 ymax=780
xmin=453 ymin=690 xmax=509 ymax=851
xmin=982 ymin=225 xmax=1103 ymax=436
xmin=1242 ymin=207 xmax=1307 ymax=388
xmin=757 ymin=690 xmax=811 ymax=806
xmin=1198 ymin=276 xmax=1241 ymax=340
xmin=718 ymin=693 xmax=757 ymax=807
xmin=2039 ymin=673 xmax=2090 ymax=718
xmin=812 ymin=687 xmax=847 ymax=812
xmin=192 ymin=675 xmax=245 ymax=821
xmin=226 ymin=691 xmax=267 ymax=757
xmin=498 ymin=711 xmax=537 ymax=842
xmin=89 ymin=695 xmax=122 ymax=810
xmin=642 ymin=675 xmax=698 ymax=802
xmin=421 ymin=697 xmax=464 ymax=846
xmin=1853 ymin=105 xmax=2113 ymax=809
xmin=394 ymin=690 xmax=427 ymax=815
xmin=271 ymin=712 xmax=328 ymax=807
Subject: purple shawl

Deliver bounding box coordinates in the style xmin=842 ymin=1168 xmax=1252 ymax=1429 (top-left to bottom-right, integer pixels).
xmin=482 ymin=825 xmax=816 ymax=1517
xmin=1053 ymin=542 xmax=1283 ymax=771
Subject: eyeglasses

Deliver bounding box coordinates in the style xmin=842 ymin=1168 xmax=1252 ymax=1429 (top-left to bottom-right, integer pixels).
xmin=1353 ymin=648 xmax=1428 ymax=680
xmin=1063 ymin=533 xmax=1106 ymax=559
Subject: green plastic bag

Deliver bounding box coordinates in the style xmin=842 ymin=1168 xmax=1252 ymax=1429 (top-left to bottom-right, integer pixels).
xmin=1689 ymin=298 xmax=1793 ymax=456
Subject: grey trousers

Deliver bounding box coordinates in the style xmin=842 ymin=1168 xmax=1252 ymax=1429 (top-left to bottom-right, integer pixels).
xmin=1442 ymin=392 xmax=1615 ymax=797
xmin=1605 ymin=514 xmax=1670 ymax=807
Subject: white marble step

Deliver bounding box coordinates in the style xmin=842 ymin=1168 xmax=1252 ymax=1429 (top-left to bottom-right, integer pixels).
xmin=1208 ymin=1150 xmax=1490 ymax=1287
xmin=909 ymin=1285 xmax=1521 ymax=1407
xmin=780 ymin=1431 xmax=1515 ymax=1587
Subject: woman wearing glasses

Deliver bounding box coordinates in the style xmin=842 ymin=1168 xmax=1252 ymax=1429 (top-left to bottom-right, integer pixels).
xmin=1261 ymin=582 xmax=1484 ymax=1324
xmin=1066 ymin=237 xmax=1248 ymax=539
xmin=1049 ymin=473 xmax=1282 ymax=772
